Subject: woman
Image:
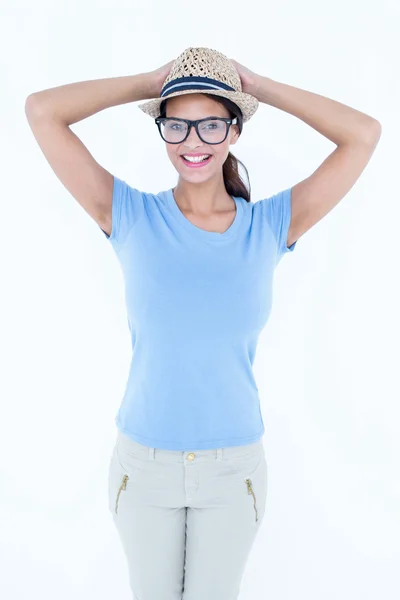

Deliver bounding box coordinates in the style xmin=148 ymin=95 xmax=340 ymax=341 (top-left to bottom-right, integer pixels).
xmin=25 ymin=46 xmax=381 ymax=600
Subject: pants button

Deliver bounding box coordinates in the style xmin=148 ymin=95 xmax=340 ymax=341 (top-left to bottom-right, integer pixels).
xmin=187 ymin=453 xmax=195 ymax=461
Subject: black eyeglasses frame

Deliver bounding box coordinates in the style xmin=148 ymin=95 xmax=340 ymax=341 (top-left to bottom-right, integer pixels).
xmin=155 ymin=116 xmax=238 ymax=145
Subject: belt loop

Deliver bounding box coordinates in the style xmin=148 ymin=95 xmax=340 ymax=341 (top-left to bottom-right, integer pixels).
xmin=148 ymin=447 xmax=155 ymax=460
xmin=216 ymin=448 xmax=223 ymax=461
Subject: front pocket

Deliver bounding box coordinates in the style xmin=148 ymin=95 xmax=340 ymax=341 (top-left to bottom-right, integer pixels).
xmin=115 ymin=473 xmax=129 ymax=515
xmin=240 ymin=450 xmax=267 ymax=524
xmin=108 ymin=443 xmax=141 ymax=514
xmin=245 ymin=478 xmax=259 ymax=522
xmin=233 ymin=446 xmax=264 ymax=478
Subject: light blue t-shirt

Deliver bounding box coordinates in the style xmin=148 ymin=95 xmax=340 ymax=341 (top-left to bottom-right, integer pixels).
xmin=101 ymin=176 xmax=297 ymax=450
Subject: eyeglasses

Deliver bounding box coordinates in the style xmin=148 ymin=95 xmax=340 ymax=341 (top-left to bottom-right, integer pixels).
xmin=155 ymin=117 xmax=238 ymax=145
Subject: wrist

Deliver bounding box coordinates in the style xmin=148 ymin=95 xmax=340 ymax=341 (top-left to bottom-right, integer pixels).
xmin=143 ymin=70 xmax=166 ymax=99
xmin=250 ymin=74 xmax=275 ymax=101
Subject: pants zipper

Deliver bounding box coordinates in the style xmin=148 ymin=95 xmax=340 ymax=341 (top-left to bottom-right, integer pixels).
xmin=245 ymin=478 xmax=258 ymax=522
xmin=115 ymin=474 xmax=129 ymax=514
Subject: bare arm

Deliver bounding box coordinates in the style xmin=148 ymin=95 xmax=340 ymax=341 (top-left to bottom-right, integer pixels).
xmin=25 ymin=72 xmax=157 ymax=125
xmin=25 ymin=72 xmax=158 ymax=236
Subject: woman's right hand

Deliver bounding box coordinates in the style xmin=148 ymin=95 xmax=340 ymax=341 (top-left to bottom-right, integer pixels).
xmin=146 ymin=59 xmax=175 ymax=97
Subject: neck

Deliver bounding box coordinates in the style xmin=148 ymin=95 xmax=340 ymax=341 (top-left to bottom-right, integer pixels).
xmin=172 ymin=178 xmax=233 ymax=215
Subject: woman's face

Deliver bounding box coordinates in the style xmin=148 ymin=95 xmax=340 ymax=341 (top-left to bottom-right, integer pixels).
xmin=164 ymin=93 xmax=239 ymax=183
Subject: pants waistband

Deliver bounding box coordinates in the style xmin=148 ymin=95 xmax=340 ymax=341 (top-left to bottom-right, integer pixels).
xmin=116 ymin=430 xmax=264 ymax=464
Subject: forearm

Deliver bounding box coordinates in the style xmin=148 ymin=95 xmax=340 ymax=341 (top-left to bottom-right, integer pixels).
xmin=252 ymin=75 xmax=381 ymax=146
xmin=25 ymin=72 xmax=156 ymax=126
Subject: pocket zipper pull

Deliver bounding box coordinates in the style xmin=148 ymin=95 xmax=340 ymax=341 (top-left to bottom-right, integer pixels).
xmin=245 ymin=478 xmax=259 ymax=522
xmin=115 ymin=474 xmax=129 ymax=514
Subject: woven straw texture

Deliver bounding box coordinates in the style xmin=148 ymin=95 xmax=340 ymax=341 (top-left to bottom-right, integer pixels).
xmin=138 ymin=47 xmax=259 ymax=123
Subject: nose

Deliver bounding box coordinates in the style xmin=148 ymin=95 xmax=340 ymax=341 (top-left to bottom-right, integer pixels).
xmin=184 ymin=124 xmax=204 ymax=148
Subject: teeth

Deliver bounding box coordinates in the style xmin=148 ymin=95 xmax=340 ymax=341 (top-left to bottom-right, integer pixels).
xmin=182 ymin=155 xmax=210 ymax=163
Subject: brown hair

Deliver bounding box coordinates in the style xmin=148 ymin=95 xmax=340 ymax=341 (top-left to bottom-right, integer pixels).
xmin=159 ymin=93 xmax=251 ymax=203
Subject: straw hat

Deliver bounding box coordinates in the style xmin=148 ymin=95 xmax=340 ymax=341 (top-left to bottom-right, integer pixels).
xmin=138 ymin=47 xmax=259 ymax=124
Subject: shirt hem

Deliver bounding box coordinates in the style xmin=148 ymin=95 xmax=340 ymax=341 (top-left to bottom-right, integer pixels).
xmin=115 ymin=418 xmax=265 ymax=451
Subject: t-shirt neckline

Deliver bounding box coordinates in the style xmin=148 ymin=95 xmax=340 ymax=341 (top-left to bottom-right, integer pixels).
xmin=166 ymin=188 xmax=244 ymax=242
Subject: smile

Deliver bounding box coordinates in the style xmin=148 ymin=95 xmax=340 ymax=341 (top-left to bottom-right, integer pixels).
xmin=180 ymin=155 xmax=213 ymax=168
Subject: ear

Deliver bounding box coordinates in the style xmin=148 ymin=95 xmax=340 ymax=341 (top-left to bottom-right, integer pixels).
xmin=229 ymin=124 xmax=240 ymax=145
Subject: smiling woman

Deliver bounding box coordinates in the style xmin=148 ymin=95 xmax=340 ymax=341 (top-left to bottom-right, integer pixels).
xmin=25 ymin=44 xmax=304 ymax=600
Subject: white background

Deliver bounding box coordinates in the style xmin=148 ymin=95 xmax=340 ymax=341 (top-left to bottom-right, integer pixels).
xmin=1 ymin=1 xmax=399 ymax=599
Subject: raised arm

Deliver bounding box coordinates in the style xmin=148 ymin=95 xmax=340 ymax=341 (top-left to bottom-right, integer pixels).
xmin=25 ymin=72 xmax=159 ymax=237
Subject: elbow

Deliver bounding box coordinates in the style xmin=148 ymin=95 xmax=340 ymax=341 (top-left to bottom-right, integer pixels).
xmin=25 ymin=94 xmax=47 ymax=120
xmin=364 ymin=119 xmax=382 ymax=144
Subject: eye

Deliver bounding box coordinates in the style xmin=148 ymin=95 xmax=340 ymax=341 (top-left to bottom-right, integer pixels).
xmin=165 ymin=120 xmax=186 ymax=131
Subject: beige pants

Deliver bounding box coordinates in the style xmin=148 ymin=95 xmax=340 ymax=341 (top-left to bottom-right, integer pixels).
xmin=108 ymin=429 xmax=268 ymax=599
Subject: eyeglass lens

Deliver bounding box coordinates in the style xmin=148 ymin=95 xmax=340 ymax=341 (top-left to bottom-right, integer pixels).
xmin=160 ymin=119 xmax=228 ymax=144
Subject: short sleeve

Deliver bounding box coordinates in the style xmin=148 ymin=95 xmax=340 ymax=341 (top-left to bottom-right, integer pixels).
xmin=100 ymin=176 xmax=145 ymax=248
xmin=258 ymin=187 xmax=297 ymax=263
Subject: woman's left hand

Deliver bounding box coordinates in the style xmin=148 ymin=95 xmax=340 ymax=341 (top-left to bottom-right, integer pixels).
xmin=229 ymin=58 xmax=260 ymax=96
